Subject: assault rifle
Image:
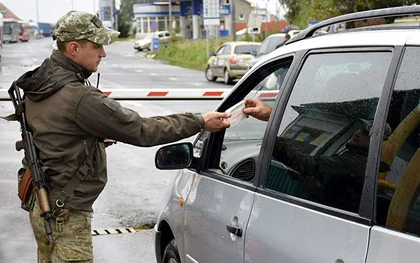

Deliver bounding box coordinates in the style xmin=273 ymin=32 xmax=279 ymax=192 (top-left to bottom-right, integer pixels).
xmin=8 ymin=82 xmax=54 ymax=241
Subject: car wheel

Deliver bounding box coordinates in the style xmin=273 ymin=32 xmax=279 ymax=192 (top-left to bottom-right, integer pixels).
xmin=224 ymin=69 xmax=233 ymax=84
xmin=205 ymin=66 xmax=217 ymax=81
xmin=148 ymin=44 xmax=152 ymax=51
xmin=162 ymin=240 xmax=181 ymax=263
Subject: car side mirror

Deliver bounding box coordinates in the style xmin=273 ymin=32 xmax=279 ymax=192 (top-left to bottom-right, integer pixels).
xmin=209 ymin=52 xmax=216 ymax=57
xmin=251 ymin=50 xmax=257 ymax=56
xmin=155 ymin=143 xmax=193 ymax=170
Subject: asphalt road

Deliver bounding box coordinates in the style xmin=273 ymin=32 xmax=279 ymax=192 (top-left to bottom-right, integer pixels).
xmin=0 ymin=37 xmax=232 ymax=90
xmin=0 ymin=37 xmax=223 ymax=262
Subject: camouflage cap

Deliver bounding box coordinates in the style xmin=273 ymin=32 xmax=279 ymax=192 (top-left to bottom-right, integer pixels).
xmin=52 ymin=11 xmax=120 ymax=45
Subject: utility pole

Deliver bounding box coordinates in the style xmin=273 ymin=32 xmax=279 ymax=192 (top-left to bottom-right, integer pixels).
xmin=169 ymin=0 xmax=172 ymax=32
xmin=265 ymin=0 xmax=268 ymax=37
xmin=232 ymin=0 xmax=236 ymax=41
xmin=114 ymin=0 xmax=118 ymax=31
xmin=36 ymin=0 xmax=39 ymax=36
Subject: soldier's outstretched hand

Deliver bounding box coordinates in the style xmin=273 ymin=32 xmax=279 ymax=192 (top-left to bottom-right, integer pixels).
xmin=203 ymin=112 xmax=231 ymax=132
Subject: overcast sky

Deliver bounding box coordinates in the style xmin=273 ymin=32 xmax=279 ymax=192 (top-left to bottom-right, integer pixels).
xmin=1 ymin=0 xmax=120 ymax=23
xmin=1 ymin=0 xmax=283 ymax=24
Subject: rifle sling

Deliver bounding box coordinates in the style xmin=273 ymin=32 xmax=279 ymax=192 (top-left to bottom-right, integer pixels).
xmin=53 ymin=145 xmax=95 ymax=214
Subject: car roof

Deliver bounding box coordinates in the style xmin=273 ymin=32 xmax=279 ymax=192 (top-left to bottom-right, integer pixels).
xmin=223 ymin=41 xmax=261 ymax=45
xmin=267 ymin=33 xmax=286 ymax=38
xmin=257 ymin=29 xmax=420 ymax=66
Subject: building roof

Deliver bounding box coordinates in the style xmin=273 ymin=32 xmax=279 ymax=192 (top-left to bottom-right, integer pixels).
xmin=0 ymin=3 xmax=21 ymax=20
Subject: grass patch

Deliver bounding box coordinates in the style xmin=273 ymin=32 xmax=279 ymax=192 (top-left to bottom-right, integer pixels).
xmin=152 ymin=33 xmax=275 ymax=71
xmin=154 ymin=36 xmax=241 ymax=71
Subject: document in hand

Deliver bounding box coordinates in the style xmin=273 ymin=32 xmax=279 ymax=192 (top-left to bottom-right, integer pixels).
xmin=226 ymin=100 xmax=247 ymax=127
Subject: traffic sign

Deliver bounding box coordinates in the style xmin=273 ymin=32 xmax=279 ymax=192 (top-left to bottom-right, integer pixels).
xmin=152 ymin=38 xmax=160 ymax=51
xmin=203 ymin=0 xmax=220 ymax=26
xmin=151 ymin=21 xmax=159 ymax=31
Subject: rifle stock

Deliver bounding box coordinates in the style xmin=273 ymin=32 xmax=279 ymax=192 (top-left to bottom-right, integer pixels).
xmin=8 ymin=82 xmax=54 ymax=241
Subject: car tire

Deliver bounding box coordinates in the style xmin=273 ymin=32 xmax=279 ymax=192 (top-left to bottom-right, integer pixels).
xmin=162 ymin=240 xmax=181 ymax=263
xmin=148 ymin=44 xmax=152 ymax=51
xmin=205 ymin=66 xmax=217 ymax=81
xmin=224 ymin=69 xmax=233 ymax=84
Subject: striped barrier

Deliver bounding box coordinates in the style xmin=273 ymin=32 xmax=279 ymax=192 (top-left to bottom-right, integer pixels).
xmin=0 ymin=88 xmax=279 ymax=101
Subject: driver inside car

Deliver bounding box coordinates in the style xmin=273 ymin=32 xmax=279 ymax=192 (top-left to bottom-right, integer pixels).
xmin=243 ymin=98 xmax=391 ymax=213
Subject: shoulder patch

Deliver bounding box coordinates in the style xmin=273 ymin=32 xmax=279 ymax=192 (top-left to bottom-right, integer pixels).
xmin=102 ymin=97 xmax=120 ymax=111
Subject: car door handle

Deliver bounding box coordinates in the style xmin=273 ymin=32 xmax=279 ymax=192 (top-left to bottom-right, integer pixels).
xmin=226 ymin=223 xmax=243 ymax=237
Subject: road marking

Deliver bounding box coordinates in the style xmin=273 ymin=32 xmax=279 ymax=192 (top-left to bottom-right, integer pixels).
xmin=91 ymin=226 xmax=152 ymax=236
xmin=192 ymin=83 xmax=203 ymax=86
xmin=168 ymin=77 xmax=177 ymax=81
xmin=136 ymin=69 xmax=143 ymax=72
xmin=149 ymin=73 xmax=157 ymax=76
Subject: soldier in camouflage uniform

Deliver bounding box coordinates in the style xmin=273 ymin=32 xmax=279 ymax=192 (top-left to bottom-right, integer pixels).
xmin=15 ymin=11 xmax=230 ymax=263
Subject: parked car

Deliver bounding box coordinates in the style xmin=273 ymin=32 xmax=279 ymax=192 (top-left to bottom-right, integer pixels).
xmin=248 ymin=33 xmax=287 ymax=69
xmin=154 ymin=5 xmax=420 ymax=263
xmin=133 ymin=30 xmax=171 ymax=51
xmin=287 ymin=29 xmax=302 ymax=38
xmin=205 ymin=41 xmax=260 ymax=84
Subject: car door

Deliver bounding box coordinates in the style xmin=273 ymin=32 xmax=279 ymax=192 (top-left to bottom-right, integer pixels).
xmin=220 ymin=43 xmax=232 ymax=73
xmin=211 ymin=45 xmax=226 ymax=77
xmin=245 ymin=48 xmax=395 ymax=263
xmin=366 ymin=46 xmax=420 ymax=262
xmin=162 ymin=31 xmax=171 ymax=44
xmin=183 ymin=57 xmax=294 ymax=263
xmin=157 ymin=32 xmax=165 ymax=42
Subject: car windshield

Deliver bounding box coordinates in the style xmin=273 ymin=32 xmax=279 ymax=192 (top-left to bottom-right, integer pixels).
xmin=235 ymin=45 xmax=259 ymax=55
xmin=4 ymin=22 xmax=14 ymax=34
xmin=144 ymin=33 xmax=155 ymax=40
xmin=258 ymin=36 xmax=284 ymax=56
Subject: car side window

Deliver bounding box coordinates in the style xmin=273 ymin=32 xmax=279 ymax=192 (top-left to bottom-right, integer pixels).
xmin=376 ymin=47 xmax=420 ymax=237
xmin=216 ymin=46 xmax=225 ymax=56
xmin=214 ymin=59 xmax=293 ymax=182
xmin=158 ymin=33 xmax=164 ymax=38
xmin=223 ymin=45 xmax=231 ymax=55
xmin=265 ymin=51 xmax=393 ymax=215
xmin=165 ymin=32 xmax=170 ymax=37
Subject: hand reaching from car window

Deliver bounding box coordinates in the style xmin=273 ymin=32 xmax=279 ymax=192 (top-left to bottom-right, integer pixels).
xmin=203 ymin=112 xmax=231 ymax=132
xmin=243 ymin=98 xmax=273 ymax=122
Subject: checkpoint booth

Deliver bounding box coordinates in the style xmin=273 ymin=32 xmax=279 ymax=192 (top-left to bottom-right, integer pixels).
xmin=133 ymin=3 xmax=180 ymax=39
xmin=133 ymin=0 xmax=204 ymax=40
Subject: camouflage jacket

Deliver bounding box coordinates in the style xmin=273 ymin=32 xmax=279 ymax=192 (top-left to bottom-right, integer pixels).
xmin=15 ymin=50 xmax=203 ymax=212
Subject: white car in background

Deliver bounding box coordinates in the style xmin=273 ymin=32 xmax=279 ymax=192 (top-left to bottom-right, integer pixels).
xmin=133 ymin=31 xmax=171 ymax=51
xmin=248 ymin=33 xmax=287 ymax=69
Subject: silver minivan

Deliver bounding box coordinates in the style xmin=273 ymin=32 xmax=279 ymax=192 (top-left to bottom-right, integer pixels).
xmin=248 ymin=33 xmax=286 ymax=69
xmin=154 ymin=6 xmax=420 ymax=263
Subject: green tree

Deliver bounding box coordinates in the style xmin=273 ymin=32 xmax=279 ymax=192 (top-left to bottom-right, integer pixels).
xmin=279 ymin=0 xmax=419 ymax=29
xmin=118 ymin=0 xmax=148 ymax=36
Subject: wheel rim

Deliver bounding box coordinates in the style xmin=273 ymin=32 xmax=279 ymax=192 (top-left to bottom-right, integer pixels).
xmin=224 ymin=70 xmax=229 ymax=83
xmin=168 ymin=259 xmax=178 ymax=263
xmin=206 ymin=68 xmax=214 ymax=80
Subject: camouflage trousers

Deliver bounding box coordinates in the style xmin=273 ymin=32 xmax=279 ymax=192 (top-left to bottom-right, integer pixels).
xmin=29 ymin=202 xmax=93 ymax=263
